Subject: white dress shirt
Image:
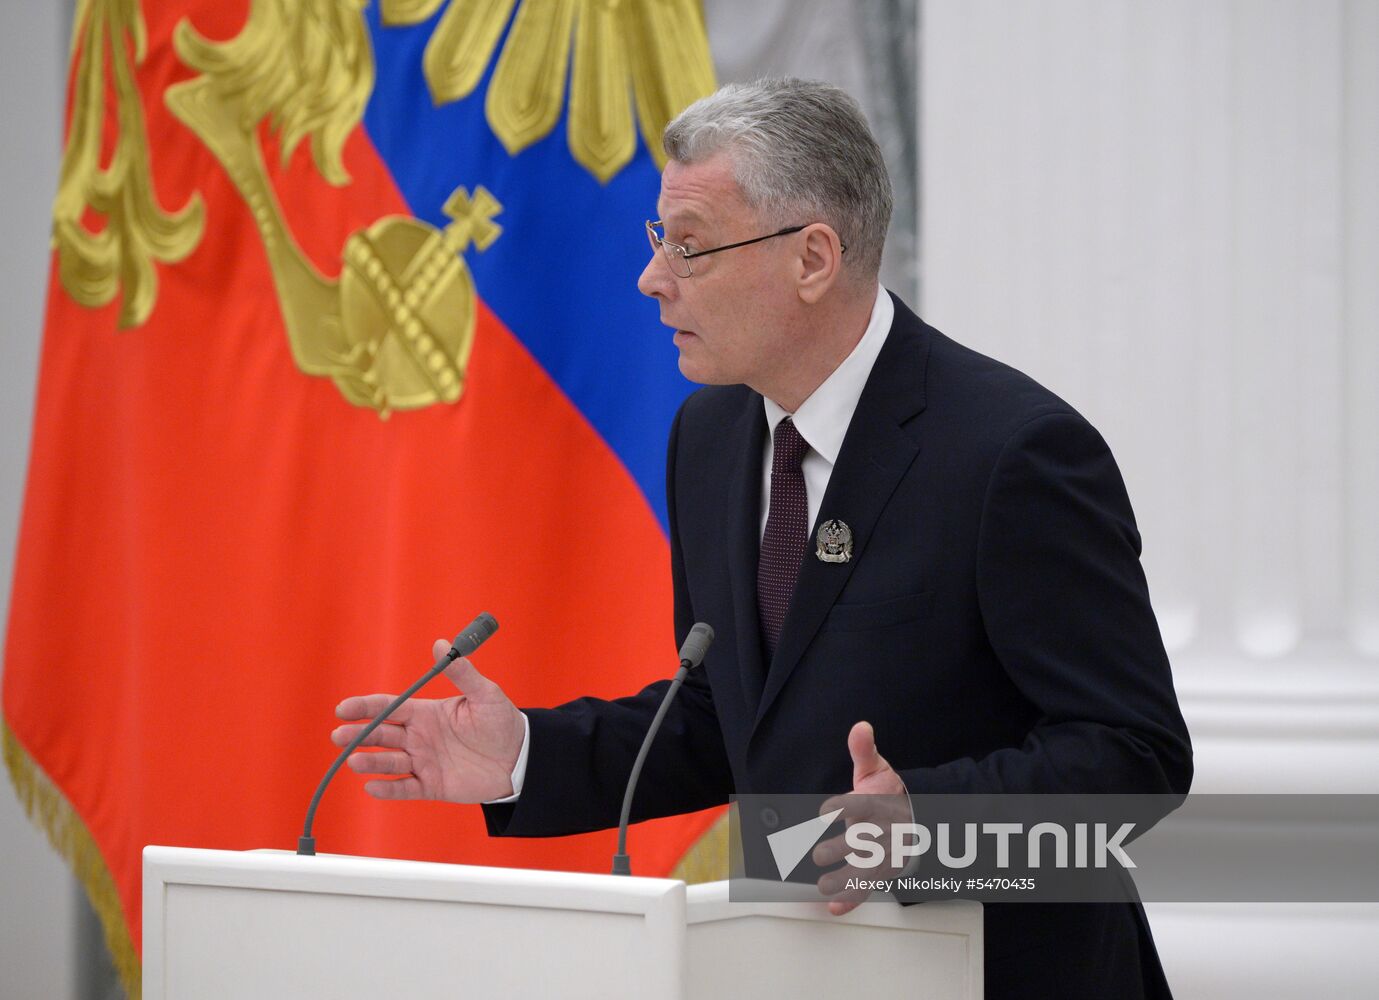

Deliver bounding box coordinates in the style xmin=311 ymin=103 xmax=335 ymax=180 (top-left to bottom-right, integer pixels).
xmin=492 ymin=284 xmax=894 ymax=803
xmin=760 ymin=284 xmax=894 ymax=541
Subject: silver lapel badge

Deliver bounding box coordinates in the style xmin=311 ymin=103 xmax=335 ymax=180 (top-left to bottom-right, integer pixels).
xmin=815 ymin=519 xmax=853 ymax=563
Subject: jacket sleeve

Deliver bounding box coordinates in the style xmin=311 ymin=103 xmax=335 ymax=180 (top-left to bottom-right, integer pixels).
xmin=898 ymin=411 xmax=1193 ymax=798
xmin=483 ymin=399 xmax=734 ymax=837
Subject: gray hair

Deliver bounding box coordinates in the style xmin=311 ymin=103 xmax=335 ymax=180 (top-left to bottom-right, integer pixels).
xmin=662 ymin=78 xmax=893 ymax=279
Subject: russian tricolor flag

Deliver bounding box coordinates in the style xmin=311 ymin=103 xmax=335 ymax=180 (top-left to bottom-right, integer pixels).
xmin=2 ymin=3 xmax=723 ymax=990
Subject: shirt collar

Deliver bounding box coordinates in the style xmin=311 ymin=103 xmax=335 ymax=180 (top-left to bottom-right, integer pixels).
xmin=763 ymin=284 xmax=894 ymax=464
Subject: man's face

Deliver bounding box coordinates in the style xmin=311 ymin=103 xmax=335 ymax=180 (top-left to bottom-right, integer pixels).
xmin=637 ymin=154 xmax=798 ymax=390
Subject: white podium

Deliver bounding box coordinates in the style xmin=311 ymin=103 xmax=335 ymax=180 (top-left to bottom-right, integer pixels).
xmin=143 ymin=847 xmax=982 ymax=999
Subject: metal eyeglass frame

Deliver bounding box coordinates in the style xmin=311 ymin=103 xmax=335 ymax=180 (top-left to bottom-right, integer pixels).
xmin=646 ymin=220 xmax=846 ymax=278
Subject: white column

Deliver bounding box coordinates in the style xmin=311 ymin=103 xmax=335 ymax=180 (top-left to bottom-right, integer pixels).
xmin=1345 ymin=0 xmax=1379 ymax=656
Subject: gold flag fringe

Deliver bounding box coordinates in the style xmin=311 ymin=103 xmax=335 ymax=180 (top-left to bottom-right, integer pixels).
xmin=669 ymin=805 xmax=737 ymax=885
xmin=2 ymin=719 xmax=142 ymax=999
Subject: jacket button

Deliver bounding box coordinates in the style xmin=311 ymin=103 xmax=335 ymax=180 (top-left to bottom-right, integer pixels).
xmin=760 ymin=807 xmax=780 ymax=829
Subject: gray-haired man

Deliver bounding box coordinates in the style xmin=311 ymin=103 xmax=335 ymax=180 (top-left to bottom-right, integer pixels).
xmin=335 ymin=78 xmax=1192 ymax=999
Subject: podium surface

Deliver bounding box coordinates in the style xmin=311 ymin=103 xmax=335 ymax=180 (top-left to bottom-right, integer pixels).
xmin=144 ymin=847 xmax=982 ymax=999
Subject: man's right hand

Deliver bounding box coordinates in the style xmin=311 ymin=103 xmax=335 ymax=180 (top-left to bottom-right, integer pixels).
xmin=331 ymin=638 xmax=525 ymax=803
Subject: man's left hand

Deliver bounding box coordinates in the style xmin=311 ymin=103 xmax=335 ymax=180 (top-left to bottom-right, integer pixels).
xmin=811 ymin=720 xmax=911 ymax=916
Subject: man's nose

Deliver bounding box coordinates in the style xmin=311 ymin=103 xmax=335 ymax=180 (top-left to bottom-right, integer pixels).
xmin=637 ymin=248 xmax=676 ymax=300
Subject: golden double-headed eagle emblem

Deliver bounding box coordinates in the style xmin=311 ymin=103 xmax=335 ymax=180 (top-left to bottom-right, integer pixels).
xmin=52 ymin=0 xmax=714 ymax=416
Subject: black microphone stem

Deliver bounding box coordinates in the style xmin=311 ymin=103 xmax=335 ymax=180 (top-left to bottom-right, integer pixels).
xmin=611 ymin=664 xmax=690 ymax=876
xmin=298 ymin=612 xmax=498 ymax=856
xmin=297 ymin=655 xmax=454 ymax=856
xmin=611 ymin=620 xmax=713 ymax=876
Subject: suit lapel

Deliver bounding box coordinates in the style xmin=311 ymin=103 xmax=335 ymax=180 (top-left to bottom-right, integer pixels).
xmin=752 ymin=301 xmax=932 ymax=731
xmin=724 ymin=397 xmax=768 ymax=710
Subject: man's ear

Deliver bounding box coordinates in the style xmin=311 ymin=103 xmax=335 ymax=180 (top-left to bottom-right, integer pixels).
xmin=795 ymin=223 xmax=845 ymax=304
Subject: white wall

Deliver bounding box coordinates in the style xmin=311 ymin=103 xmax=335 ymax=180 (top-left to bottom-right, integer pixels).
xmin=0 ymin=3 xmax=81 ymax=998
xmin=920 ymin=1 xmax=1379 ymax=995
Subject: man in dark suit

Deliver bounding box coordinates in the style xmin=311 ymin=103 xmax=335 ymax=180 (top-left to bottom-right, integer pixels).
xmin=333 ymin=79 xmax=1192 ymax=998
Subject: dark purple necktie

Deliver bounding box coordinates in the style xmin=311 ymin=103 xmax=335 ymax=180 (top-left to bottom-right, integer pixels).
xmin=758 ymin=417 xmax=810 ymax=658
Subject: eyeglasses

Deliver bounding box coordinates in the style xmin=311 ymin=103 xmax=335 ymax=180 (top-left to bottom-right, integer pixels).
xmin=646 ymin=220 xmax=846 ymax=278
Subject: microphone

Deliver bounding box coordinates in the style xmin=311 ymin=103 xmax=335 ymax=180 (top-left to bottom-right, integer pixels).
xmin=297 ymin=612 xmax=499 ymax=856
xmin=611 ymin=623 xmax=714 ymax=876
xmin=451 ymin=613 xmax=499 ymax=658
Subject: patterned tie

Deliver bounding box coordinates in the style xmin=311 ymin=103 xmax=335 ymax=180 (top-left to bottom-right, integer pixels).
xmin=758 ymin=416 xmax=810 ymax=658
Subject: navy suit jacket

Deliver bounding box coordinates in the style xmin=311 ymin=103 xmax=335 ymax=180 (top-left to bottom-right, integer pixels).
xmin=486 ymin=294 xmax=1193 ymax=998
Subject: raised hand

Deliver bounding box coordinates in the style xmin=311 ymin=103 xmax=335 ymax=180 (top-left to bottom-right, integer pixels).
xmin=811 ymin=721 xmax=911 ymax=915
xmin=331 ymin=639 xmax=525 ymax=804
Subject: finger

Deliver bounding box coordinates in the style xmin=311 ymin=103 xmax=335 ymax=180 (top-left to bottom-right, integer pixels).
xmin=364 ymin=776 xmax=424 ymax=800
xmin=442 ymin=656 xmax=507 ymax=704
xmin=820 ymin=791 xmax=879 ymax=820
xmin=345 ymin=750 xmax=414 ymax=775
xmin=812 ymin=831 xmax=850 ymax=868
xmin=817 ymin=863 xmax=865 ymax=897
xmin=331 ymin=722 xmax=407 ymax=749
xmin=829 ymin=897 xmax=865 ymax=916
xmin=820 ymin=792 xmax=854 ymax=816
xmin=830 ymin=793 xmax=910 ymax=829
xmin=848 ymin=720 xmax=887 ymax=782
xmin=432 ymin=637 xmax=451 ymax=661
xmin=336 ymin=694 xmax=412 ymax=723
xmin=817 ymin=866 xmax=872 ymax=907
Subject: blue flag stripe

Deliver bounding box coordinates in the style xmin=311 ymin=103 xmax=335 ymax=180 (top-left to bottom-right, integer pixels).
xmin=362 ymin=6 xmax=695 ymax=532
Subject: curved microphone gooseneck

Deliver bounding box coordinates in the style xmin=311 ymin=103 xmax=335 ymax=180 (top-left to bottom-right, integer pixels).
xmin=611 ymin=623 xmax=715 ymax=876
xmin=297 ymin=612 xmax=499 ymax=856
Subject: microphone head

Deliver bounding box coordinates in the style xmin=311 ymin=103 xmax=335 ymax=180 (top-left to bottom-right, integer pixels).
xmin=451 ymin=612 xmax=499 ymax=658
xmin=677 ymin=622 xmax=714 ymax=669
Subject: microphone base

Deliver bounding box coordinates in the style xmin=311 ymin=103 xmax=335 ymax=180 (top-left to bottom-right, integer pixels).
xmin=610 ymin=853 xmax=631 ymax=876
xmin=296 ymin=836 xmax=316 ymax=856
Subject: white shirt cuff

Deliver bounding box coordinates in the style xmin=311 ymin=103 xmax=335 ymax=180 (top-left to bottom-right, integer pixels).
xmin=482 ymin=712 xmax=530 ymax=804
